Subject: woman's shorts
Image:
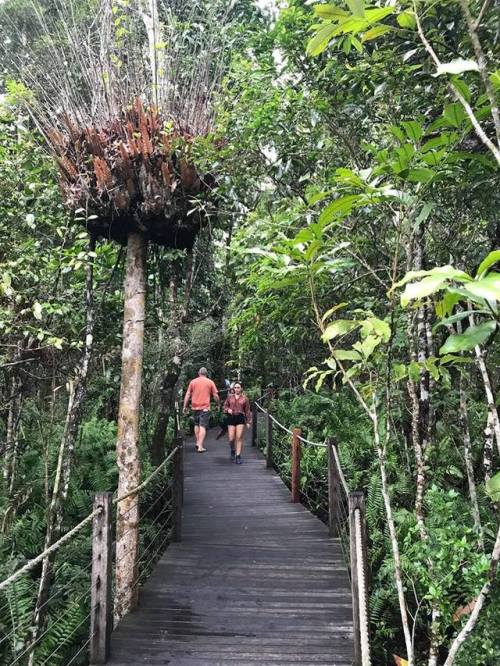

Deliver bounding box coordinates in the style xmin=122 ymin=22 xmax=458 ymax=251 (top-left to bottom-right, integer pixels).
xmin=227 ymin=413 xmax=246 ymax=426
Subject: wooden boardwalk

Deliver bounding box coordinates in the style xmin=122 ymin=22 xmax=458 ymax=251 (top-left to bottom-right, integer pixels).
xmin=108 ymin=428 xmax=354 ymax=666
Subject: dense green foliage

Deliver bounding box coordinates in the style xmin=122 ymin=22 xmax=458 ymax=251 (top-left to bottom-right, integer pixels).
xmin=1 ymin=0 xmax=499 ymax=664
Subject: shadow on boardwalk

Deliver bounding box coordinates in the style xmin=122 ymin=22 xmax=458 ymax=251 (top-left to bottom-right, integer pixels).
xmin=108 ymin=429 xmax=353 ymax=666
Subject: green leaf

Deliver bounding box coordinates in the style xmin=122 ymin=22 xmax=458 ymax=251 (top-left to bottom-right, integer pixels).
xmin=362 ymin=24 xmax=392 ymax=42
xmin=307 ymin=23 xmax=337 ymax=56
xmin=409 ymin=360 xmax=420 ymax=382
xmin=333 ymin=349 xmax=362 ymax=361
xmin=407 ymin=168 xmax=435 ymax=183
xmin=392 ymin=363 xmax=407 ymax=381
xmin=314 ymin=4 xmax=349 ymax=18
xmin=433 ymin=310 xmax=489 ymax=330
xmin=435 ymin=291 xmax=462 ymax=318
xmin=440 ymin=354 xmax=474 ymax=365
xmin=476 ymin=250 xmax=500 ymax=278
xmin=450 ymin=76 xmax=471 ymax=103
xmin=334 ymin=168 xmax=364 ymax=187
xmin=322 ymin=302 xmax=348 ymax=322
xmin=388 ymin=125 xmax=405 ymax=142
xmin=318 ymin=194 xmax=360 ymax=225
xmin=351 ymin=36 xmax=363 ymax=52
xmin=346 ymin=0 xmax=365 ymax=18
xmin=397 ymin=11 xmax=416 ymax=29
xmin=463 ymin=274 xmax=500 ymax=302
xmin=359 ymin=334 xmax=380 ymax=358
xmin=365 ymin=8 xmax=394 ymax=22
xmin=435 ymin=59 xmax=479 ymax=77
xmin=402 ymin=121 xmax=422 ymax=143
xmin=370 ymin=317 xmax=391 ymax=341
xmin=439 ymin=320 xmax=497 ymax=354
xmin=486 ymin=471 xmax=500 ymax=502
xmin=443 ymin=103 xmax=466 ymax=128
xmin=401 ymin=275 xmax=448 ymax=306
xmin=322 ymin=319 xmax=360 ymax=341
xmin=33 ymin=302 xmax=43 ymax=320
xmin=394 ymin=265 xmax=470 ymax=290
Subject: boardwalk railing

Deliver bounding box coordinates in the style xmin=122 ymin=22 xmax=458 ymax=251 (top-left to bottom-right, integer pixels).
xmin=253 ymin=395 xmax=371 ymax=666
xmin=0 ymin=436 xmax=184 ymax=666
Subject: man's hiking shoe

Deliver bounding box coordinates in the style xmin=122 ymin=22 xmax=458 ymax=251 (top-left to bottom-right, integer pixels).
xmin=235 ymin=455 xmax=242 ymax=465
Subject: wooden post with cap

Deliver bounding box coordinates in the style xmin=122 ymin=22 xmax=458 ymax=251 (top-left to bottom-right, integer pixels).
xmin=173 ymin=436 xmax=184 ymax=542
xmin=90 ymin=492 xmax=113 ymax=665
xmin=266 ymin=411 xmax=273 ymax=469
xmin=251 ymin=402 xmax=258 ymax=446
xmin=291 ymin=428 xmax=301 ymax=503
xmin=328 ymin=437 xmax=341 ymax=537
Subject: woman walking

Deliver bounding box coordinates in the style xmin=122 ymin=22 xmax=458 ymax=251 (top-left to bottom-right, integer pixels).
xmin=223 ymin=382 xmax=252 ymax=464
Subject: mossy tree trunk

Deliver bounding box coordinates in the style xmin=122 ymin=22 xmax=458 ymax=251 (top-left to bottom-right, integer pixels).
xmin=115 ymin=231 xmax=147 ymax=622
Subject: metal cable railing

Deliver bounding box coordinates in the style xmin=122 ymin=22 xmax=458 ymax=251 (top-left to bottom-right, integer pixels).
xmin=253 ymin=392 xmax=371 ymax=666
xmin=0 ymin=437 xmax=184 ymax=666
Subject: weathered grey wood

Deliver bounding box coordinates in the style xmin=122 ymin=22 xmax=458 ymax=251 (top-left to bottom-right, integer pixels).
xmin=266 ymin=410 xmax=273 ymax=469
xmin=108 ymin=429 xmax=353 ymax=665
xmin=251 ymin=402 xmax=258 ymax=446
xmin=173 ymin=437 xmax=184 ymax=542
xmin=349 ymin=491 xmax=365 ymax=666
xmin=327 ymin=438 xmax=340 ymax=537
xmin=291 ymin=427 xmax=301 ymax=503
xmin=90 ymin=492 xmax=113 ymax=665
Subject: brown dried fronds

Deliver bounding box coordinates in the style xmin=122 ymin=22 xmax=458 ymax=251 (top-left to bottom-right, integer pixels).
xmin=53 ymin=99 xmax=212 ymax=249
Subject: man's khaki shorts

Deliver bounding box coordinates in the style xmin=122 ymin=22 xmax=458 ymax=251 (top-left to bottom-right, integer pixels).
xmin=193 ymin=410 xmax=210 ymax=428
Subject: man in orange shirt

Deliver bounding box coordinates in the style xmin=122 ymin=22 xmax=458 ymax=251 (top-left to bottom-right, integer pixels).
xmin=183 ymin=367 xmax=220 ymax=452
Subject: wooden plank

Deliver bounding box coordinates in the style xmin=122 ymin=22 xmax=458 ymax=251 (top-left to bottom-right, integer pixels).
xmin=107 ymin=428 xmax=353 ymax=665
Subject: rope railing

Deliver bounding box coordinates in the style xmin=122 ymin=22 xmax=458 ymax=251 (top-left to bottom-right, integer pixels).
xmin=252 ymin=391 xmax=371 ymax=666
xmin=0 ymin=435 xmax=184 ymax=666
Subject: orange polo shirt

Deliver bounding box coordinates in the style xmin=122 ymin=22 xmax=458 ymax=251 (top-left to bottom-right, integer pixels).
xmin=187 ymin=376 xmax=219 ymax=410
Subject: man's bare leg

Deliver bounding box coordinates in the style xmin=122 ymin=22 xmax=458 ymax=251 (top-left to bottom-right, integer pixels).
xmin=194 ymin=424 xmax=200 ymax=449
xmin=197 ymin=425 xmax=207 ymax=451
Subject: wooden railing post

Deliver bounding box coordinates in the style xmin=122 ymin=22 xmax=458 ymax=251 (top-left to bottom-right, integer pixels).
xmin=173 ymin=436 xmax=184 ymax=542
xmin=266 ymin=411 xmax=273 ymax=469
xmin=173 ymin=401 xmax=179 ymax=439
xmin=251 ymin=402 xmax=258 ymax=446
xmin=349 ymin=491 xmax=366 ymax=666
xmin=328 ymin=438 xmax=340 ymax=537
xmin=291 ymin=428 xmax=301 ymax=503
xmin=90 ymin=492 xmax=113 ymax=665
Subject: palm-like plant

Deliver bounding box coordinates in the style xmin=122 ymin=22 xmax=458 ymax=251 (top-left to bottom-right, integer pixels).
xmin=2 ymin=0 xmax=239 ymax=632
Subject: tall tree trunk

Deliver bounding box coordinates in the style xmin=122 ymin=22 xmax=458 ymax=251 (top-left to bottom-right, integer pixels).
xmin=459 ymin=376 xmax=484 ymax=549
xmin=28 ymin=236 xmax=96 ymax=664
xmin=2 ymin=372 xmax=23 ymax=490
xmin=150 ymin=254 xmax=194 ymax=465
xmin=483 ymin=412 xmax=494 ymax=483
xmin=115 ymin=232 xmax=147 ymax=622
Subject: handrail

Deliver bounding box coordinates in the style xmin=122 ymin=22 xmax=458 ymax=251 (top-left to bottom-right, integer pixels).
xmin=0 ymin=507 xmax=100 ymax=592
xmin=0 ymin=435 xmax=184 ymax=666
xmin=255 ymin=391 xmax=327 ymax=448
xmin=253 ymin=391 xmax=371 ymax=666
xmin=355 ymin=507 xmax=371 ymax=666
xmin=113 ymin=445 xmax=179 ymax=504
xmin=331 ymin=443 xmax=350 ymax=496
xmin=0 ymin=446 xmax=181 ymax=593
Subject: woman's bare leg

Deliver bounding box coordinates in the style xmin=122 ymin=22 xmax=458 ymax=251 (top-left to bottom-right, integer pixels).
xmin=235 ymin=424 xmax=245 ymax=455
xmin=227 ymin=425 xmax=236 ymax=456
